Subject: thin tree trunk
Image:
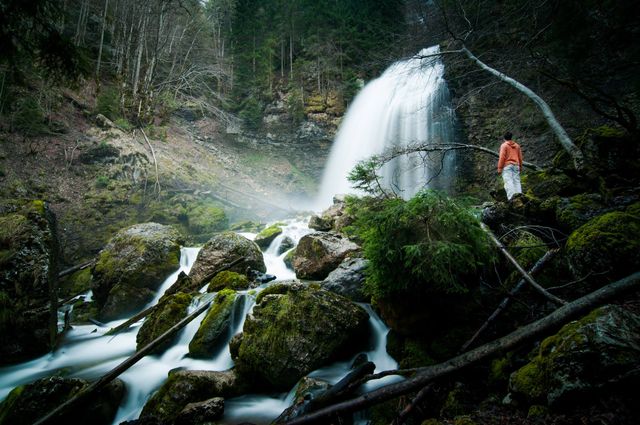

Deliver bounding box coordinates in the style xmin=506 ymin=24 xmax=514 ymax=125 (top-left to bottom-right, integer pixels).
xmin=95 ymin=0 xmax=110 ymax=86
xmin=460 ymin=46 xmax=584 ymax=171
xmin=282 ymin=271 xmax=640 ymax=424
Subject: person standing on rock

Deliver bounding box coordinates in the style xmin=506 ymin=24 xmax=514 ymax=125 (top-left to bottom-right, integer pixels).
xmin=497 ymin=131 xmax=523 ymax=200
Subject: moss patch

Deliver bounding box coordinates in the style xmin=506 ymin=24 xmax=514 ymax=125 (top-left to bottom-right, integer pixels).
xmin=136 ymin=292 xmax=193 ymax=353
xmin=188 ymin=289 xmax=237 ymax=358
xmin=207 ymin=271 xmax=250 ymax=292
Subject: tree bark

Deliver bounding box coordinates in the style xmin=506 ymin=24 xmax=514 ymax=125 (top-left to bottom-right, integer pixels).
xmin=282 ymin=270 xmax=640 ymax=424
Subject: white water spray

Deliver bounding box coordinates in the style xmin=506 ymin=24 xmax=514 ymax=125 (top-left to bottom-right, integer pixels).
xmin=315 ymin=45 xmax=457 ymax=209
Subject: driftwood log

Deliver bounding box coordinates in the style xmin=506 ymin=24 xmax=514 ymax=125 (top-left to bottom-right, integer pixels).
xmin=282 ymin=270 xmax=640 ymax=424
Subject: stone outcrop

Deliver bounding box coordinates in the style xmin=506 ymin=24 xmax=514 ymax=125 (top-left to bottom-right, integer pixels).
xmin=0 ymin=376 xmax=124 ymax=425
xmin=253 ymin=223 xmax=283 ymax=248
xmin=509 ymin=305 xmax=640 ymax=407
xmin=188 ymin=232 xmax=265 ymax=288
xmin=0 ymin=200 xmax=59 ymax=364
xmin=292 ymin=232 xmax=360 ymax=280
xmin=140 ymin=369 xmax=246 ymax=423
xmin=232 ymin=282 xmax=369 ymax=390
xmin=91 ymin=222 xmax=182 ymax=321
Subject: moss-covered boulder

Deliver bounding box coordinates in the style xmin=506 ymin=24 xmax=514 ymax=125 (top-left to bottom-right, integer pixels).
xmin=183 ymin=201 xmax=228 ymax=242
xmin=555 ymin=193 xmax=608 ymax=231
xmin=188 ymin=289 xmax=238 ymax=358
xmin=233 ymin=283 xmax=369 ymax=390
xmin=292 ymin=232 xmax=360 ymax=280
xmin=188 ymin=232 xmax=265 ymax=289
xmin=140 ymin=369 xmax=246 ymax=423
xmin=566 ymin=211 xmax=640 ymax=286
xmin=254 ymin=223 xmax=283 ymax=248
xmin=522 ymin=169 xmax=580 ymax=199
xmin=509 ymin=305 xmax=640 ymax=407
xmin=206 ymin=271 xmax=250 ymax=292
xmin=136 ymin=292 xmax=194 ymax=353
xmin=0 ymin=376 xmax=124 ymax=425
xmin=92 ymin=222 xmax=182 ymax=321
xmin=0 ymin=199 xmax=59 ymax=364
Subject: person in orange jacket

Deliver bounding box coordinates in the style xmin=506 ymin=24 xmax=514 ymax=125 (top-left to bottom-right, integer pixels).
xmin=497 ymin=132 xmax=523 ymax=200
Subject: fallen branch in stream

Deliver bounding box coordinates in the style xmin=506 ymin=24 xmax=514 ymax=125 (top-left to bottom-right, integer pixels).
xmin=33 ymin=292 xmax=218 ymax=425
xmin=282 ymin=270 xmax=640 ymax=424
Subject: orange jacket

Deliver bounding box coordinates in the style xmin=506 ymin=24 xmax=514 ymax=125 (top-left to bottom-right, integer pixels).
xmin=497 ymin=140 xmax=523 ymax=173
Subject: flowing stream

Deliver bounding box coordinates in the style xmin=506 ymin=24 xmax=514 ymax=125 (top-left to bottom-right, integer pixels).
xmin=0 ymin=219 xmax=398 ymax=424
xmin=314 ymin=45 xmax=457 ymax=209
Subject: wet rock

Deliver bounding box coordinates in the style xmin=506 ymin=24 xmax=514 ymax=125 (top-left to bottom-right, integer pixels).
xmin=274 ymin=376 xmax=331 ymax=422
xmin=174 ymin=397 xmax=224 ymax=425
xmin=292 ymin=232 xmax=360 ymax=280
xmin=321 ymin=257 xmax=368 ymax=302
xmin=188 ymin=232 xmax=266 ymax=288
xmin=509 ymin=305 xmax=640 ymax=407
xmin=91 ymin=222 xmax=182 ymax=321
xmin=140 ymin=369 xmax=246 ymax=423
xmin=189 ymin=289 xmax=238 ymax=358
xmin=233 ymin=283 xmax=369 ymax=390
xmin=308 ymin=214 xmax=333 ymax=231
xmin=555 ymin=193 xmax=608 ymax=231
xmin=206 ymin=271 xmax=250 ymax=292
xmin=254 ymin=223 xmax=283 ymax=248
xmin=0 ymin=200 xmax=59 ymax=364
xmin=136 ymin=292 xmax=194 ymax=353
xmin=0 ymin=376 xmax=124 ymax=425
xmin=78 ymin=142 xmax=120 ymax=164
xmin=277 ymin=236 xmax=295 ymax=255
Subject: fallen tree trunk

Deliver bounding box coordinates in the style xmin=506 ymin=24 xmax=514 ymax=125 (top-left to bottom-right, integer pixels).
xmin=481 ymin=223 xmax=567 ymax=306
xmin=33 ymin=292 xmax=217 ymax=425
xmin=58 ymin=259 xmax=95 ymax=278
xmin=282 ymin=270 xmax=640 ymax=424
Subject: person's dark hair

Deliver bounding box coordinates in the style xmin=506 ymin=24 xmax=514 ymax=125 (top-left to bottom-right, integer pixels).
xmin=503 ymin=132 xmax=513 ymax=140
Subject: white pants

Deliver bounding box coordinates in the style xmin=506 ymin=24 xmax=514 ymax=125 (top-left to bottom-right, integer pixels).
xmin=502 ymin=164 xmax=522 ymax=200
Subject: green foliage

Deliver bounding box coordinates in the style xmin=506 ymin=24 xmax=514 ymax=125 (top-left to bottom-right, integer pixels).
xmin=286 ymin=86 xmax=305 ymax=124
xmin=94 ymin=175 xmax=110 ymax=189
xmin=347 ymin=156 xmax=386 ymax=196
xmin=96 ymin=86 xmax=121 ymax=121
xmin=348 ymin=191 xmax=494 ymax=298
xmin=13 ymin=96 xmax=48 ymax=135
xmin=114 ymin=118 xmax=132 ymax=131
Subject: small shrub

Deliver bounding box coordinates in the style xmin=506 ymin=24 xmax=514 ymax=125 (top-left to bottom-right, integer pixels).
xmin=348 ymin=190 xmax=494 ymax=298
xmin=239 ymin=97 xmax=263 ymax=130
xmin=114 ymin=118 xmax=132 ymax=131
xmin=95 ymin=175 xmax=109 ymax=188
xmin=96 ymin=86 xmax=121 ymax=121
xmin=13 ymin=96 xmax=48 ymax=135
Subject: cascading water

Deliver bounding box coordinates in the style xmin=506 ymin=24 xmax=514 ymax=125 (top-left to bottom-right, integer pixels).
xmin=315 ymin=45 xmax=457 ymax=209
xmin=0 ymin=220 xmax=398 ymax=425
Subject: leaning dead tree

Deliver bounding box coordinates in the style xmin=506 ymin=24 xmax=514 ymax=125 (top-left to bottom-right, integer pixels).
xmin=283 ymin=270 xmax=640 ymax=424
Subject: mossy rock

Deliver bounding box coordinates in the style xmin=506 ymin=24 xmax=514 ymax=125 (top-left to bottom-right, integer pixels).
xmin=555 ymin=193 xmax=607 ymax=232
xmin=136 ymin=292 xmax=194 ymax=353
xmin=188 ymin=232 xmax=265 ymax=288
xmin=253 ymin=224 xmax=283 ymax=248
xmin=233 ymin=283 xmax=369 ymax=390
xmin=440 ymin=384 xmax=473 ymax=418
xmin=0 ymin=199 xmax=59 ymax=364
xmin=508 ymin=231 xmax=547 ymax=272
xmin=292 ymin=232 xmax=360 ymax=280
xmin=283 ymin=248 xmax=295 ymax=269
xmin=0 ymin=376 xmax=124 ymax=425
xmin=229 ymin=221 xmax=263 ymax=233
xmin=386 ymin=331 xmax=436 ymax=369
xmin=92 ymin=222 xmax=182 ymax=321
xmin=59 ymin=268 xmax=93 ymax=298
xmin=509 ymin=305 xmax=640 ymax=407
xmin=206 ymin=271 xmax=250 ymax=292
xmin=184 ymin=201 xmax=228 ymax=242
xmin=188 ymin=289 xmax=238 ymax=358
xmin=566 ymin=211 xmax=640 ymax=286
xmin=522 ymin=170 xmax=578 ymax=199
xmin=140 ymin=369 xmax=246 ymax=423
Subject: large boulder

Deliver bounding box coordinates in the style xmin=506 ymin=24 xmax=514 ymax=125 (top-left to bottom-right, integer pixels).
xmin=0 ymin=200 xmax=59 ymax=364
xmin=565 ymin=211 xmax=640 ymax=288
xmin=292 ymin=232 xmax=359 ymax=280
xmin=0 ymin=376 xmax=124 ymax=425
xmin=174 ymin=397 xmax=224 ymax=425
xmin=253 ymin=223 xmax=283 ymax=248
xmin=509 ymin=305 xmax=640 ymax=407
xmin=232 ymin=282 xmax=369 ymax=390
xmin=188 ymin=232 xmax=265 ymax=288
xmin=188 ymin=289 xmax=239 ymax=358
xmin=136 ymin=292 xmax=194 ymax=353
xmin=91 ymin=222 xmax=182 ymax=321
xmin=308 ymin=195 xmax=353 ymax=233
xmin=321 ymin=257 xmax=368 ymax=302
xmin=140 ymin=369 xmax=246 ymax=423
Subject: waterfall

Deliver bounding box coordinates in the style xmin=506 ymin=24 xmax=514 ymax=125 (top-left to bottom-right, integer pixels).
xmin=315 ymin=45 xmax=457 ymax=209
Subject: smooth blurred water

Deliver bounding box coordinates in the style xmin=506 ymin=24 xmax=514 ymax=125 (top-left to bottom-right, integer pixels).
xmin=0 ymin=221 xmax=400 ymax=424
xmin=314 ymin=45 xmax=457 ymax=209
